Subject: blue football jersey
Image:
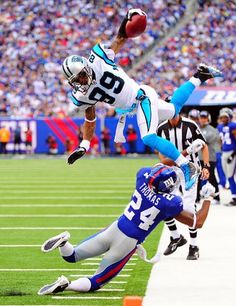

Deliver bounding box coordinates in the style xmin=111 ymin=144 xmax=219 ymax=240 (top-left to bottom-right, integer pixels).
xmin=217 ymin=122 xmax=236 ymax=152
xmin=117 ymin=167 xmax=183 ymax=243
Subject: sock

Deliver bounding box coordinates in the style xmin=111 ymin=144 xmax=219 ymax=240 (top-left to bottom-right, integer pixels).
xmin=66 ymin=277 xmax=91 ymax=292
xmin=189 ymin=76 xmax=201 ymax=87
xmin=228 ymin=176 xmax=236 ymax=197
xmin=175 ymin=154 xmax=189 ymax=167
xmin=59 ymin=242 xmax=74 ymax=257
xmin=165 ymin=218 xmax=180 ymax=239
xmin=142 ymin=134 xmax=181 ymax=161
xmin=170 ymin=81 xmax=196 ymax=115
xmin=189 ymin=228 xmax=198 ymax=246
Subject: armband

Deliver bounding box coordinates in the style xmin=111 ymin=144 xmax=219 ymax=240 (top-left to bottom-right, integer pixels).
xmin=85 ymin=117 xmax=96 ymax=123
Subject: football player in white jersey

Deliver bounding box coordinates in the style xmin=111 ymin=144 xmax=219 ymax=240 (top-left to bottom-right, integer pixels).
xmin=63 ymin=8 xmax=223 ymax=190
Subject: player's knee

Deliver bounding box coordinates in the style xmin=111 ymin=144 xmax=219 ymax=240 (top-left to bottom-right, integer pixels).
xmin=142 ymin=133 xmax=157 ymax=149
xmin=62 ymin=251 xmax=76 ymax=263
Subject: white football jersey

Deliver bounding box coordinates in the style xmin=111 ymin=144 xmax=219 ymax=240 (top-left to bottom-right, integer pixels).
xmin=70 ymin=43 xmax=140 ymax=111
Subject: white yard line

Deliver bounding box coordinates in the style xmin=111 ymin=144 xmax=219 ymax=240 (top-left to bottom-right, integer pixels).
xmin=0 ymin=268 xmax=132 ymax=272
xmin=0 ymin=204 xmax=125 ymax=207
xmin=70 ymin=274 xmax=130 ymax=278
xmin=0 ymin=190 xmax=130 ymax=194
xmin=0 ymin=196 xmax=128 ymax=199
xmin=0 ymin=227 xmax=102 ymax=230
xmin=52 ymin=296 xmax=122 ymax=300
xmin=143 ymin=191 xmax=236 ymax=306
xmin=0 ymin=214 xmax=117 ymax=218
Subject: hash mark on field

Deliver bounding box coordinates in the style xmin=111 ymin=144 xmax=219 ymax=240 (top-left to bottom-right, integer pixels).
xmin=70 ymin=274 xmax=130 ymax=278
xmin=0 ymin=268 xmax=132 ymax=272
xmin=1 ymin=190 xmax=130 ymax=194
xmin=0 ymin=196 xmax=128 ymax=199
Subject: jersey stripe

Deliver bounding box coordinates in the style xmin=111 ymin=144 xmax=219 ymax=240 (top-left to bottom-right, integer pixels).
xmin=92 ymin=44 xmax=117 ymax=69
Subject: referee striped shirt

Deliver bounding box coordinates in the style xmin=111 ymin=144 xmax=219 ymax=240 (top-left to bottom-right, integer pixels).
xmin=157 ymin=116 xmax=206 ymax=168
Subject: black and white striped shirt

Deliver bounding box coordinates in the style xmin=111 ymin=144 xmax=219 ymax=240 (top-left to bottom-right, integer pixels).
xmin=157 ymin=116 xmax=206 ymax=168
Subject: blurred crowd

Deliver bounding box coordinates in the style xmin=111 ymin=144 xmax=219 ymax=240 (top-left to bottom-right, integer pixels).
xmin=0 ymin=0 xmax=186 ymax=118
xmin=131 ymin=0 xmax=236 ymax=97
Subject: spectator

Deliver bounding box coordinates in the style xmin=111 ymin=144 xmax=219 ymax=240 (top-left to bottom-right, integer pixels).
xmin=89 ymin=134 xmax=99 ymax=157
xmin=198 ymin=110 xmax=221 ymax=204
xmin=188 ymin=109 xmax=200 ymax=125
xmin=217 ymin=108 xmax=236 ymax=206
xmin=46 ymin=135 xmax=58 ymax=155
xmin=126 ymin=124 xmax=138 ymax=154
xmin=0 ymin=125 xmax=10 ymax=154
xmin=101 ymin=127 xmax=111 ymax=155
xmin=65 ymin=138 xmax=74 ymax=154
xmin=25 ymin=127 xmax=33 ymax=154
xmin=13 ymin=125 xmax=22 ymax=154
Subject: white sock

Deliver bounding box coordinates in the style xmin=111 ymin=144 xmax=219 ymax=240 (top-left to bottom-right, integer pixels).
xmin=66 ymin=277 xmax=91 ymax=292
xmin=190 ymin=238 xmax=198 ymax=247
xmin=171 ymin=230 xmax=181 ymax=240
xmin=189 ymin=77 xmax=201 ymax=87
xmin=59 ymin=242 xmax=74 ymax=257
xmin=175 ymin=154 xmax=188 ymax=167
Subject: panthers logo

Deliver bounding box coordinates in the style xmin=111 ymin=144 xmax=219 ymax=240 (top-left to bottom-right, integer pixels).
xmin=71 ymin=56 xmax=83 ymax=63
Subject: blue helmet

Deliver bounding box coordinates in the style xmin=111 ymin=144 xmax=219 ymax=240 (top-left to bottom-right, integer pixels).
xmin=148 ymin=163 xmax=177 ymax=193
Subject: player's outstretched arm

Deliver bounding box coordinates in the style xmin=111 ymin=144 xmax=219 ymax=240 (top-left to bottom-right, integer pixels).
xmin=67 ymin=106 xmax=96 ymax=165
xmin=175 ymin=182 xmax=215 ymax=228
xmin=110 ymin=9 xmax=146 ymax=54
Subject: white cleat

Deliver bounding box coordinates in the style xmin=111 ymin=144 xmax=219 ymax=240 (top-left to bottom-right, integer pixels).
xmin=41 ymin=231 xmax=70 ymax=253
xmin=38 ymin=275 xmax=69 ymax=295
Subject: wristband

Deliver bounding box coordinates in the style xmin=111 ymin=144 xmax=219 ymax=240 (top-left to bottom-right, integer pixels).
xmin=203 ymin=163 xmax=210 ymax=170
xmin=85 ymin=117 xmax=96 ymax=123
xmin=80 ymin=140 xmax=90 ymax=151
xmin=203 ymin=196 xmax=214 ymax=202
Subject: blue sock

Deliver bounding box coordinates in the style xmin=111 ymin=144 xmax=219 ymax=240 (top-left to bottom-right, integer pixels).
xmin=170 ymin=81 xmax=195 ymax=116
xmin=228 ymin=176 xmax=236 ymax=196
xmin=142 ymin=134 xmax=180 ymax=160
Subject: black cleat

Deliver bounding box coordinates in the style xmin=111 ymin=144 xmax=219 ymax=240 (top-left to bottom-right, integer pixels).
xmin=186 ymin=245 xmax=199 ymax=260
xmin=194 ymin=63 xmax=223 ymax=83
xmin=164 ymin=235 xmax=187 ymax=256
xmin=225 ymin=198 xmax=236 ymax=207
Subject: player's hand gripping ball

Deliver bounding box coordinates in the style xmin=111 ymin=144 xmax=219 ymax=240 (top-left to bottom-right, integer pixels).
xmin=125 ymin=9 xmax=147 ymax=38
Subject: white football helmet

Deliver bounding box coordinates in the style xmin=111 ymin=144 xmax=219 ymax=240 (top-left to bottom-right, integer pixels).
xmin=62 ymin=55 xmax=94 ymax=94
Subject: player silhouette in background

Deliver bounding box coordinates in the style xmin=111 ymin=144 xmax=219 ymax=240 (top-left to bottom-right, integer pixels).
xmin=38 ymin=163 xmax=215 ymax=295
xmin=62 ymin=8 xmax=223 ymax=190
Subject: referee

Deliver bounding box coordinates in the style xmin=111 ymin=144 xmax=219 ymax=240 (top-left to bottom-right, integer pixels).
xmin=157 ymin=114 xmax=210 ymax=260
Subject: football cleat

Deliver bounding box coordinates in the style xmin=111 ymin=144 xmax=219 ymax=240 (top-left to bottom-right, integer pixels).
xmin=180 ymin=162 xmax=198 ymax=191
xmin=186 ymin=245 xmax=199 ymax=260
xmin=38 ymin=275 xmax=69 ymax=295
xmin=164 ymin=235 xmax=187 ymax=256
xmin=225 ymin=198 xmax=236 ymax=207
xmin=41 ymin=231 xmax=70 ymax=253
xmin=194 ymin=63 xmax=223 ymax=83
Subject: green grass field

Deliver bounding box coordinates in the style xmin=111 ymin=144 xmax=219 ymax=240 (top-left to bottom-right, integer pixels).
xmin=0 ymin=157 xmax=163 ymax=305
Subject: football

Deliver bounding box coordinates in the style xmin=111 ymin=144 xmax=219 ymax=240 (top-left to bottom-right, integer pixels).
xmin=126 ymin=13 xmax=147 ymax=38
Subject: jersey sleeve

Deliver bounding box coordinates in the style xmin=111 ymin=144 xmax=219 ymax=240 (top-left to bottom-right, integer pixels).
xmin=165 ymin=195 xmax=183 ymax=218
xmin=230 ymin=122 xmax=236 ymax=131
xmin=91 ymin=43 xmax=116 ymax=67
xmin=191 ymin=121 xmax=206 ymax=142
xmin=70 ymin=91 xmax=95 ymax=110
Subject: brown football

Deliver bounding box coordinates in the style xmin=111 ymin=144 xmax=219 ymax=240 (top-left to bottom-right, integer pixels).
xmin=126 ymin=14 xmax=147 ymax=38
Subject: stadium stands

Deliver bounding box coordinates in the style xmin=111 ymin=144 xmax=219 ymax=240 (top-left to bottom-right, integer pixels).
xmin=0 ymin=0 xmax=186 ymax=118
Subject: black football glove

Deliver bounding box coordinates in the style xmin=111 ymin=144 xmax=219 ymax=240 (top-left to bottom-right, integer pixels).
xmin=67 ymin=147 xmax=86 ymax=165
xmin=227 ymin=152 xmax=235 ymax=164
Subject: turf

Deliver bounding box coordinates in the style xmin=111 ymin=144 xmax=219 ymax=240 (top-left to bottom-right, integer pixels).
xmin=0 ymin=157 xmax=163 ymax=305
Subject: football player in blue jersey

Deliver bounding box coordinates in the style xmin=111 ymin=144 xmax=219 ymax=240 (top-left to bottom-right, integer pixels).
xmin=217 ymin=108 xmax=236 ymax=206
xmin=38 ymin=163 xmax=215 ymax=295
xmin=62 ymin=8 xmax=223 ymax=190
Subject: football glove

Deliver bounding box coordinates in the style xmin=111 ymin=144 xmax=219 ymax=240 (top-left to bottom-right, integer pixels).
xmin=200 ymin=182 xmax=215 ymax=199
xmin=186 ymin=139 xmax=205 ymax=155
xmin=67 ymin=147 xmax=86 ymax=164
xmin=118 ymin=8 xmax=146 ymax=38
xmin=227 ymin=152 xmax=235 ymax=164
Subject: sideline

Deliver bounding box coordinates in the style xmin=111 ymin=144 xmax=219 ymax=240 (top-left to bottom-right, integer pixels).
xmin=143 ymin=190 xmax=236 ymax=306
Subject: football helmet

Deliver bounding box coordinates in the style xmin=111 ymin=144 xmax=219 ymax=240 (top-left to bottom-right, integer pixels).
xmin=62 ymin=55 xmax=94 ymax=94
xmin=148 ymin=163 xmax=178 ymax=194
xmin=219 ymin=107 xmax=233 ymax=119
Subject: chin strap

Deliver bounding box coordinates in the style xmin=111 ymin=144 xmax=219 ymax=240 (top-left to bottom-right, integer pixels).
xmin=136 ymin=244 xmax=161 ymax=264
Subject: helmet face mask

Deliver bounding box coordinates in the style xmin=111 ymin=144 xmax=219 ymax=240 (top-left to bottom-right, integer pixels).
xmin=148 ymin=164 xmax=178 ymax=194
xmin=62 ymin=55 xmax=94 ymax=94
